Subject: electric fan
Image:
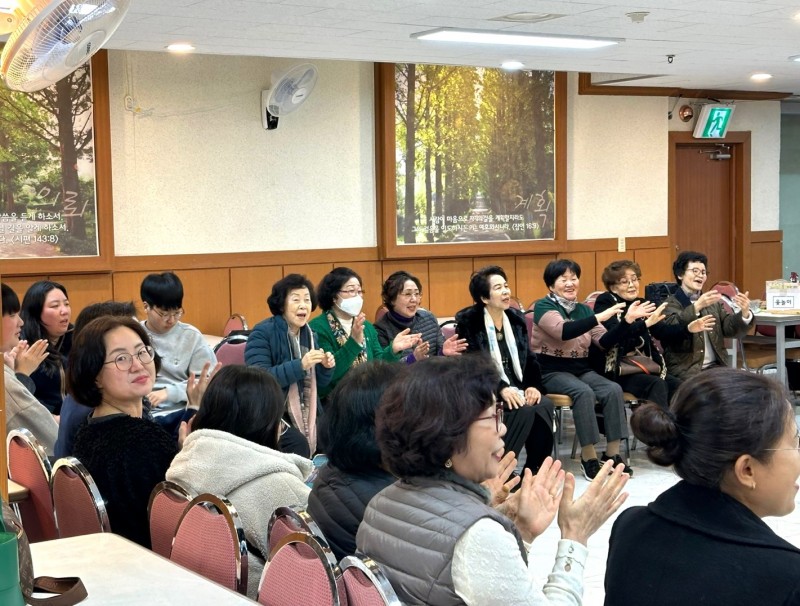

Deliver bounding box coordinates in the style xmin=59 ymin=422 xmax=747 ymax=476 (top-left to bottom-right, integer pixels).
xmin=261 ymin=63 xmax=319 ymax=130
xmin=0 ymin=0 xmax=131 ymax=92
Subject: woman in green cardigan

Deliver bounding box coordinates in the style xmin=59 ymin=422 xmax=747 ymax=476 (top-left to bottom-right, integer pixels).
xmin=309 ymin=267 xmax=420 ymax=399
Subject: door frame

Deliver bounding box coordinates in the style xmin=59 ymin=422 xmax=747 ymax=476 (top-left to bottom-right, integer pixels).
xmin=668 ymin=131 xmax=751 ymax=286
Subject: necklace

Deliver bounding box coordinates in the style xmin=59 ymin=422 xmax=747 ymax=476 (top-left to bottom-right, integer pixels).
xmin=495 ymin=325 xmax=504 ymax=341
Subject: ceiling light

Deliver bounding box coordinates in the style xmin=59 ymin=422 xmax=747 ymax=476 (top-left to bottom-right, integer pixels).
xmin=166 ymin=43 xmax=195 ymax=53
xmin=411 ymin=28 xmax=621 ymax=50
xmin=492 ymin=13 xmax=565 ymax=24
xmin=790 ymin=55 xmax=800 ymax=62
xmin=750 ymin=73 xmax=772 ymax=81
xmin=501 ymin=61 xmax=525 ymax=70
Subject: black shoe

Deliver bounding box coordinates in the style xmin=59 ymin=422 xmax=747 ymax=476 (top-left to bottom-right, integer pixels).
xmin=602 ymin=453 xmax=633 ymax=477
xmin=580 ymin=458 xmax=601 ymax=480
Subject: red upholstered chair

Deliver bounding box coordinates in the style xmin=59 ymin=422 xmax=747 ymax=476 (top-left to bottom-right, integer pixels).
xmin=440 ymin=320 xmax=456 ymax=342
xmin=223 ymin=313 xmax=248 ymax=337
xmin=51 ymin=456 xmax=111 ymax=538
xmin=171 ymin=493 xmax=248 ymax=594
xmin=374 ymin=306 xmax=388 ymax=324
xmin=215 ymin=341 xmax=247 ymax=366
xmin=339 ymin=555 xmax=401 ymax=606
xmin=148 ymin=480 xmax=194 ymax=558
xmin=258 ymin=531 xmax=341 ymax=606
xmin=6 ymin=429 xmax=57 ymax=543
xmin=267 ymin=505 xmax=326 ymax=558
xmin=583 ymin=291 xmax=605 ymax=309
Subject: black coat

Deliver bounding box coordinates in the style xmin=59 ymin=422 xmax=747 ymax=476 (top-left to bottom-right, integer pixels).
xmin=605 ymin=481 xmax=800 ymax=605
xmin=307 ymin=463 xmax=395 ymax=562
xmin=455 ymin=305 xmax=545 ymax=393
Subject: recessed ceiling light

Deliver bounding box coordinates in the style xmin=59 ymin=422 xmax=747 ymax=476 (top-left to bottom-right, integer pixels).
xmin=750 ymin=73 xmax=772 ymax=81
xmin=790 ymin=55 xmax=800 ymax=62
xmin=492 ymin=13 xmax=565 ymax=24
xmin=412 ymin=28 xmax=621 ymax=50
xmin=166 ymin=43 xmax=195 ymax=53
xmin=501 ymin=61 xmax=525 ymax=70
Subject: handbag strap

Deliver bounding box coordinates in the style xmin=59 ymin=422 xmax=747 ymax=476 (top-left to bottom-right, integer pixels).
xmin=626 ymin=358 xmax=652 ymax=375
xmin=27 ymin=577 xmax=88 ymax=606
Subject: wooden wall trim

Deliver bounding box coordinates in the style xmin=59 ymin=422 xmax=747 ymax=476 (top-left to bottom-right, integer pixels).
xmin=578 ymin=72 xmax=792 ymax=100
xmin=563 ymin=235 xmax=669 ymax=253
xmin=751 ymin=230 xmax=783 ymax=243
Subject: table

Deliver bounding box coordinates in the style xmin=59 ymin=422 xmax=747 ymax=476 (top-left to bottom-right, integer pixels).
xmin=30 ymin=533 xmax=255 ymax=605
xmin=741 ymin=311 xmax=800 ymax=387
xmin=8 ymin=479 xmax=28 ymax=503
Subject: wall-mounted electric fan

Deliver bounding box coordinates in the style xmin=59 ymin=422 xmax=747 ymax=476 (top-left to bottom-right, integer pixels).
xmin=261 ymin=63 xmax=319 ymax=130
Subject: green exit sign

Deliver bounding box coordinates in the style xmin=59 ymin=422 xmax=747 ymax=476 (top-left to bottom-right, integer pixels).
xmin=693 ymin=104 xmax=735 ymax=139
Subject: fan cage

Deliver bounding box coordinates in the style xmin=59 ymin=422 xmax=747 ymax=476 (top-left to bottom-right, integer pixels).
xmin=267 ymin=64 xmax=319 ymax=117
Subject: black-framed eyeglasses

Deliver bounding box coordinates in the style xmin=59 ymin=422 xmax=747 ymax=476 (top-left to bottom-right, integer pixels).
xmin=687 ymin=268 xmax=708 ymax=277
xmin=150 ymin=307 xmax=184 ymax=321
xmin=103 ymin=346 xmax=156 ymax=371
xmin=475 ymin=404 xmax=504 ymax=432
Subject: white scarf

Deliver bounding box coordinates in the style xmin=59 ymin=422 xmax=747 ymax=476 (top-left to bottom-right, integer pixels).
xmin=483 ymin=308 xmax=523 ymax=385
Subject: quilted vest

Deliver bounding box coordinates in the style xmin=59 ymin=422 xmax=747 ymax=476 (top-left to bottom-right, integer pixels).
xmin=357 ymin=473 xmax=527 ymax=606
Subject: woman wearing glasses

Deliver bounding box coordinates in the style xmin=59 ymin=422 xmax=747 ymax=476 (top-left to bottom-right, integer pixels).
xmin=659 ymin=251 xmax=752 ymax=380
xmin=374 ymin=270 xmax=467 ymax=362
xmin=593 ymin=260 xmax=713 ymax=409
xmin=168 ymin=365 xmax=312 ymax=599
xmin=605 ymin=368 xmax=800 ymax=605
xmin=357 ymin=354 xmax=629 ymax=606
xmin=67 ymin=316 xmax=178 ymax=548
xmin=139 ymin=271 xmax=217 ymax=409
xmin=308 ymin=267 xmax=421 ymax=400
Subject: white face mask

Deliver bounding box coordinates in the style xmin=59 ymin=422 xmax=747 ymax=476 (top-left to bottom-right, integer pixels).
xmin=337 ymin=295 xmax=363 ymax=317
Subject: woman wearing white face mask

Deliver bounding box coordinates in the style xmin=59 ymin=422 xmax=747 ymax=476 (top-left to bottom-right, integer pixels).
xmin=309 ymin=267 xmax=421 ymax=400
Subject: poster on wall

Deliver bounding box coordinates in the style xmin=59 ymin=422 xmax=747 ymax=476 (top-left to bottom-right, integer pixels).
xmin=395 ymin=64 xmax=556 ymax=245
xmin=0 ymin=48 xmax=99 ymax=259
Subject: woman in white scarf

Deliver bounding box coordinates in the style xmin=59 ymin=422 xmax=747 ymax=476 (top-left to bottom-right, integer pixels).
xmin=455 ymin=266 xmax=555 ymax=475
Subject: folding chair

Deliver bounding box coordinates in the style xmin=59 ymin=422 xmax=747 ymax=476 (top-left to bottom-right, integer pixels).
xmin=51 ymin=456 xmax=111 ymax=538
xmin=148 ymin=480 xmax=194 ymax=558
xmin=267 ymin=505 xmax=326 ymax=558
xmin=171 ymin=493 xmax=248 ymax=594
xmin=258 ymin=531 xmax=341 ymax=606
xmin=6 ymin=428 xmax=57 ymax=542
xmin=223 ymin=313 xmax=248 ymax=337
xmin=339 ymin=554 xmax=402 ymax=606
xmin=440 ymin=320 xmax=456 ymax=341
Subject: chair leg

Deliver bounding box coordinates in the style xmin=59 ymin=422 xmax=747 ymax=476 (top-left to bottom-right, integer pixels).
xmin=571 ymin=433 xmax=579 ymax=460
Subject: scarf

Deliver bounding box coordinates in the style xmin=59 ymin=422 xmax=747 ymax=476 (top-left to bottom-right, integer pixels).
xmin=286 ymin=325 xmax=318 ymax=454
xmin=548 ymin=292 xmax=577 ymax=314
xmin=483 ymin=308 xmax=523 ymax=385
xmin=681 ymin=286 xmax=701 ymax=302
xmin=326 ymin=310 xmax=367 ymax=367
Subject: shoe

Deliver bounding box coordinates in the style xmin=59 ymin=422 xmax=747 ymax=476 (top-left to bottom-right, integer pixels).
xmin=580 ymin=458 xmax=601 ymax=481
xmin=602 ymin=453 xmax=633 ymax=477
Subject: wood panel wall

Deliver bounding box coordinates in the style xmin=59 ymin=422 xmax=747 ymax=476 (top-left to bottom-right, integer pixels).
xmin=4 ymin=232 xmax=779 ymax=336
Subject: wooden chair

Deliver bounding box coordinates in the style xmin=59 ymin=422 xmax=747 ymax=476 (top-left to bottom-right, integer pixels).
xmin=339 ymin=555 xmax=402 ymax=606
xmin=51 ymin=456 xmax=111 ymax=538
xmin=171 ymin=493 xmax=248 ymax=594
xmin=148 ymin=480 xmax=194 ymax=558
xmin=258 ymin=531 xmax=341 ymax=606
xmin=6 ymin=428 xmax=57 ymax=542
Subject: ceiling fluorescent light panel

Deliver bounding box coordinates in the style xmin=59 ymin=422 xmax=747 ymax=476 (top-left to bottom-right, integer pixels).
xmin=412 ymin=28 xmax=621 ymax=50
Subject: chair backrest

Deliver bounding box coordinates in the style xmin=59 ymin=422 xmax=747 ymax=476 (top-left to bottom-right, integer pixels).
xmin=6 ymin=428 xmax=57 ymax=542
xmin=215 ymin=341 xmax=248 ymax=366
xmin=267 ymin=505 xmax=326 ymax=558
xmin=171 ymin=493 xmax=248 ymax=594
xmin=440 ymin=319 xmax=456 ymax=342
xmin=339 ymin=555 xmax=402 ymax=606
xmin=374 ymin=306 xmax=388 ymax=324
xmin=583 ymin=291 xmax=604 ymax=310
xmin=51 ymin=456 xmax=111 ymax=538
xmin=258 ymin=531 xmax=340 ymax=606
xmin=509 ymin=297 xmax=523 ymax=311
xmin=148 ymin=480 xmax=194 ymax=558
xmin=223 ymin=313 xmax=248 ymax=337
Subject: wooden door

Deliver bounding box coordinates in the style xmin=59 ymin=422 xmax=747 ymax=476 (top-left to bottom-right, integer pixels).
xmin=674 ymin=144 xmax=737 ymax=282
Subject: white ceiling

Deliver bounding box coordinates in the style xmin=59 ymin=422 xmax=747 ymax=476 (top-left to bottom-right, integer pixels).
xmin=106 ymin=0 xmax=800 ymax=96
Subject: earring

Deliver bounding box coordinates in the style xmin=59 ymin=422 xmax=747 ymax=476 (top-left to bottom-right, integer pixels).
xmin=445 ymin=459 xmax=453 ymax=469
xmin=751 ymin=482 xmax=757 ymax=491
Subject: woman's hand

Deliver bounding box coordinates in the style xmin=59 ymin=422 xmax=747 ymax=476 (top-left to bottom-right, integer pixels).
xmin=624 ymin=300 xmax=655 ymax=324
xmin=178 ymin=417 xmax=194 ymax=448
xmin=557 ymin=460 xmax=629 ymax=546
xmin=644 ymin=302 xmax=668 ymax=328
xmin=733 ymin=290 xmax=751 ymax=316
xmin=482 ymin=450 xmax=520 ymax=509
xmin=413 ymin=339 xmax=431 ymax=360
xmin=595 ymin=302 xmax=626 ymax=324
xmin=186 ymin=361 xmax=222 ymax=409
xmin=694 ymin=290 xmax=722 ymax=313
xmin=512 ymin=457 xmax=566 ymax=543
xmin=392 ymin=328 xmax=422 ymax=354
xmin=13 ymin=339 xmax=49 ymax=376
xmin=321 ymin=351 xmax=336 ymax=369
xmin=688 ymin=315 xmax=715 ymax=333
xmin=442 ymin=333 xmax=467 ymax=356
xmin=350 ymin=313 xmax=367 ymax=345
xmin=301 ymin=348 xmax=328 ymax=371
xmin=500 ymin=387 xmax=524 ymax=409
xmin=524 ymin=387 xmax=542 ymax=405
xmin=147 ymin=389 xmax=168 ymax=408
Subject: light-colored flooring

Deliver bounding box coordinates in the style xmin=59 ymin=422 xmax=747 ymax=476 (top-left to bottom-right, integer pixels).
xmin=525 ymin=411 xmax=800 ymax=606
